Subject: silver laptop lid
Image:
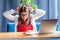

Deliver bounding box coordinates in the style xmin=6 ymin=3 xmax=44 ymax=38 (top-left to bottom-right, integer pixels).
xmin=39 ymin=19 xmax=58 ymax=34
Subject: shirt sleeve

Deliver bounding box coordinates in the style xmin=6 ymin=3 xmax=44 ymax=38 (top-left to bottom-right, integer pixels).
xmin=32 ymin=9 xmax=46 ymax=20
xmin=3 ymin=9 xmax=15 ymax=21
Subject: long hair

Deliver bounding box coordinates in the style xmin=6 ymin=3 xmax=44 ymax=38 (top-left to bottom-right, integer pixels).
xmin=18 ymin=6 xmax=31 ymax=27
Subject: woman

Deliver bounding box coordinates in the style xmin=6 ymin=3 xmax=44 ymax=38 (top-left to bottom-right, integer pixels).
xmin=3 ymin=5 xmax=46 ymax=32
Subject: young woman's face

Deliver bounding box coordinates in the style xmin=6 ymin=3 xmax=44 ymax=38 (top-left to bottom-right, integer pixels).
xmin=21 ymin=12 xmax=28 ymax=21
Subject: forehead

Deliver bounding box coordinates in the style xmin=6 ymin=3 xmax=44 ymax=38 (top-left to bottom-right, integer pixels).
xmin=21 ymin=12 xmax=28 ymax=14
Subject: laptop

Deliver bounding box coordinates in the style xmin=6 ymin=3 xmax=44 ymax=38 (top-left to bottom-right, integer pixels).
xmin=39 ymin=19 xmax=58 ymax=34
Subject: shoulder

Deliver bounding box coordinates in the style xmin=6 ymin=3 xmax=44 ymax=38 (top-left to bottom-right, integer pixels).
xmin=30 ymin=14 xmax=34 ymax=18
xmin=14 ymin=15 xmax=19 ymax=20
xmin=15 ymin=15 xmax=19 ymax=17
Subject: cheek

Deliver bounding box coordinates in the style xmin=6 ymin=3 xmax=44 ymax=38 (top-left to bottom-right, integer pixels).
xmin=21 ymin=16 xmax=23 ymax=19
xmin=26 ymin=15 xmax=28 ymax=17
xmin=26 ymin=15 xmax=29 ymax=18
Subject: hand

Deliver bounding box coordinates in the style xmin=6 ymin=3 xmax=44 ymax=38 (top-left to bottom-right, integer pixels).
xmin=14 ymin=6 xmax=21 ymax=13
xmin=27 ymin=5 xmax=34 ymax=12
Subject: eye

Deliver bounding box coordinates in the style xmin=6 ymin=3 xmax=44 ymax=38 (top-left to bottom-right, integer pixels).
xmin=21 ymin=14 xmax=28 ymax=16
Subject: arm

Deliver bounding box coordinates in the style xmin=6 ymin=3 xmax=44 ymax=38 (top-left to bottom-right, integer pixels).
xmin=3 ymin=9 xmax=15 ymax=21
xmin=33 ymin=9 xmax=46 ymax=20
xmin=3 ymin=6 xmax=20 ymax=21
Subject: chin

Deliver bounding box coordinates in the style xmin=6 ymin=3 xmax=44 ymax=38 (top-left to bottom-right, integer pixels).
xmin=23 ymin=19 xmax=26 ymax=21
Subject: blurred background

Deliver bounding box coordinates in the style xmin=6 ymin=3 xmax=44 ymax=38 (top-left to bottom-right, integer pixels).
xmin=0 ymin=0 xmax=60 ymax=32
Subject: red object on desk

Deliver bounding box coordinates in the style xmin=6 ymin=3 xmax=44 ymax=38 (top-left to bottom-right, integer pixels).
xmin=17 ymin=21 xmax=33 ymax=32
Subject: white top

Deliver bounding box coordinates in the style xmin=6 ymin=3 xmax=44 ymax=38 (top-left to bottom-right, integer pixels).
xmin=3 ymin=9 xmax=46 ymax=32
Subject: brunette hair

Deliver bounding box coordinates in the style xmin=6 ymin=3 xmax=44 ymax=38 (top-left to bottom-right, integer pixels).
xmin=18 ymin=5 xmax=31 ymax=27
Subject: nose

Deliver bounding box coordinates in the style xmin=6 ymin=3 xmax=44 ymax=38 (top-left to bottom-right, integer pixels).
xmin=23 ymin=16 xmax=26 ymax=18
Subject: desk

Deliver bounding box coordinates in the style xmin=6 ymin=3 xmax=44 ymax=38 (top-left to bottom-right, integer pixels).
xmin=0 ymin=31 xmax=60 ymax=38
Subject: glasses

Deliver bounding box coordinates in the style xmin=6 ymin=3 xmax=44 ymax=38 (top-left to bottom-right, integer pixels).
xmin=21 ymin=14 xmax=28 ymax=16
